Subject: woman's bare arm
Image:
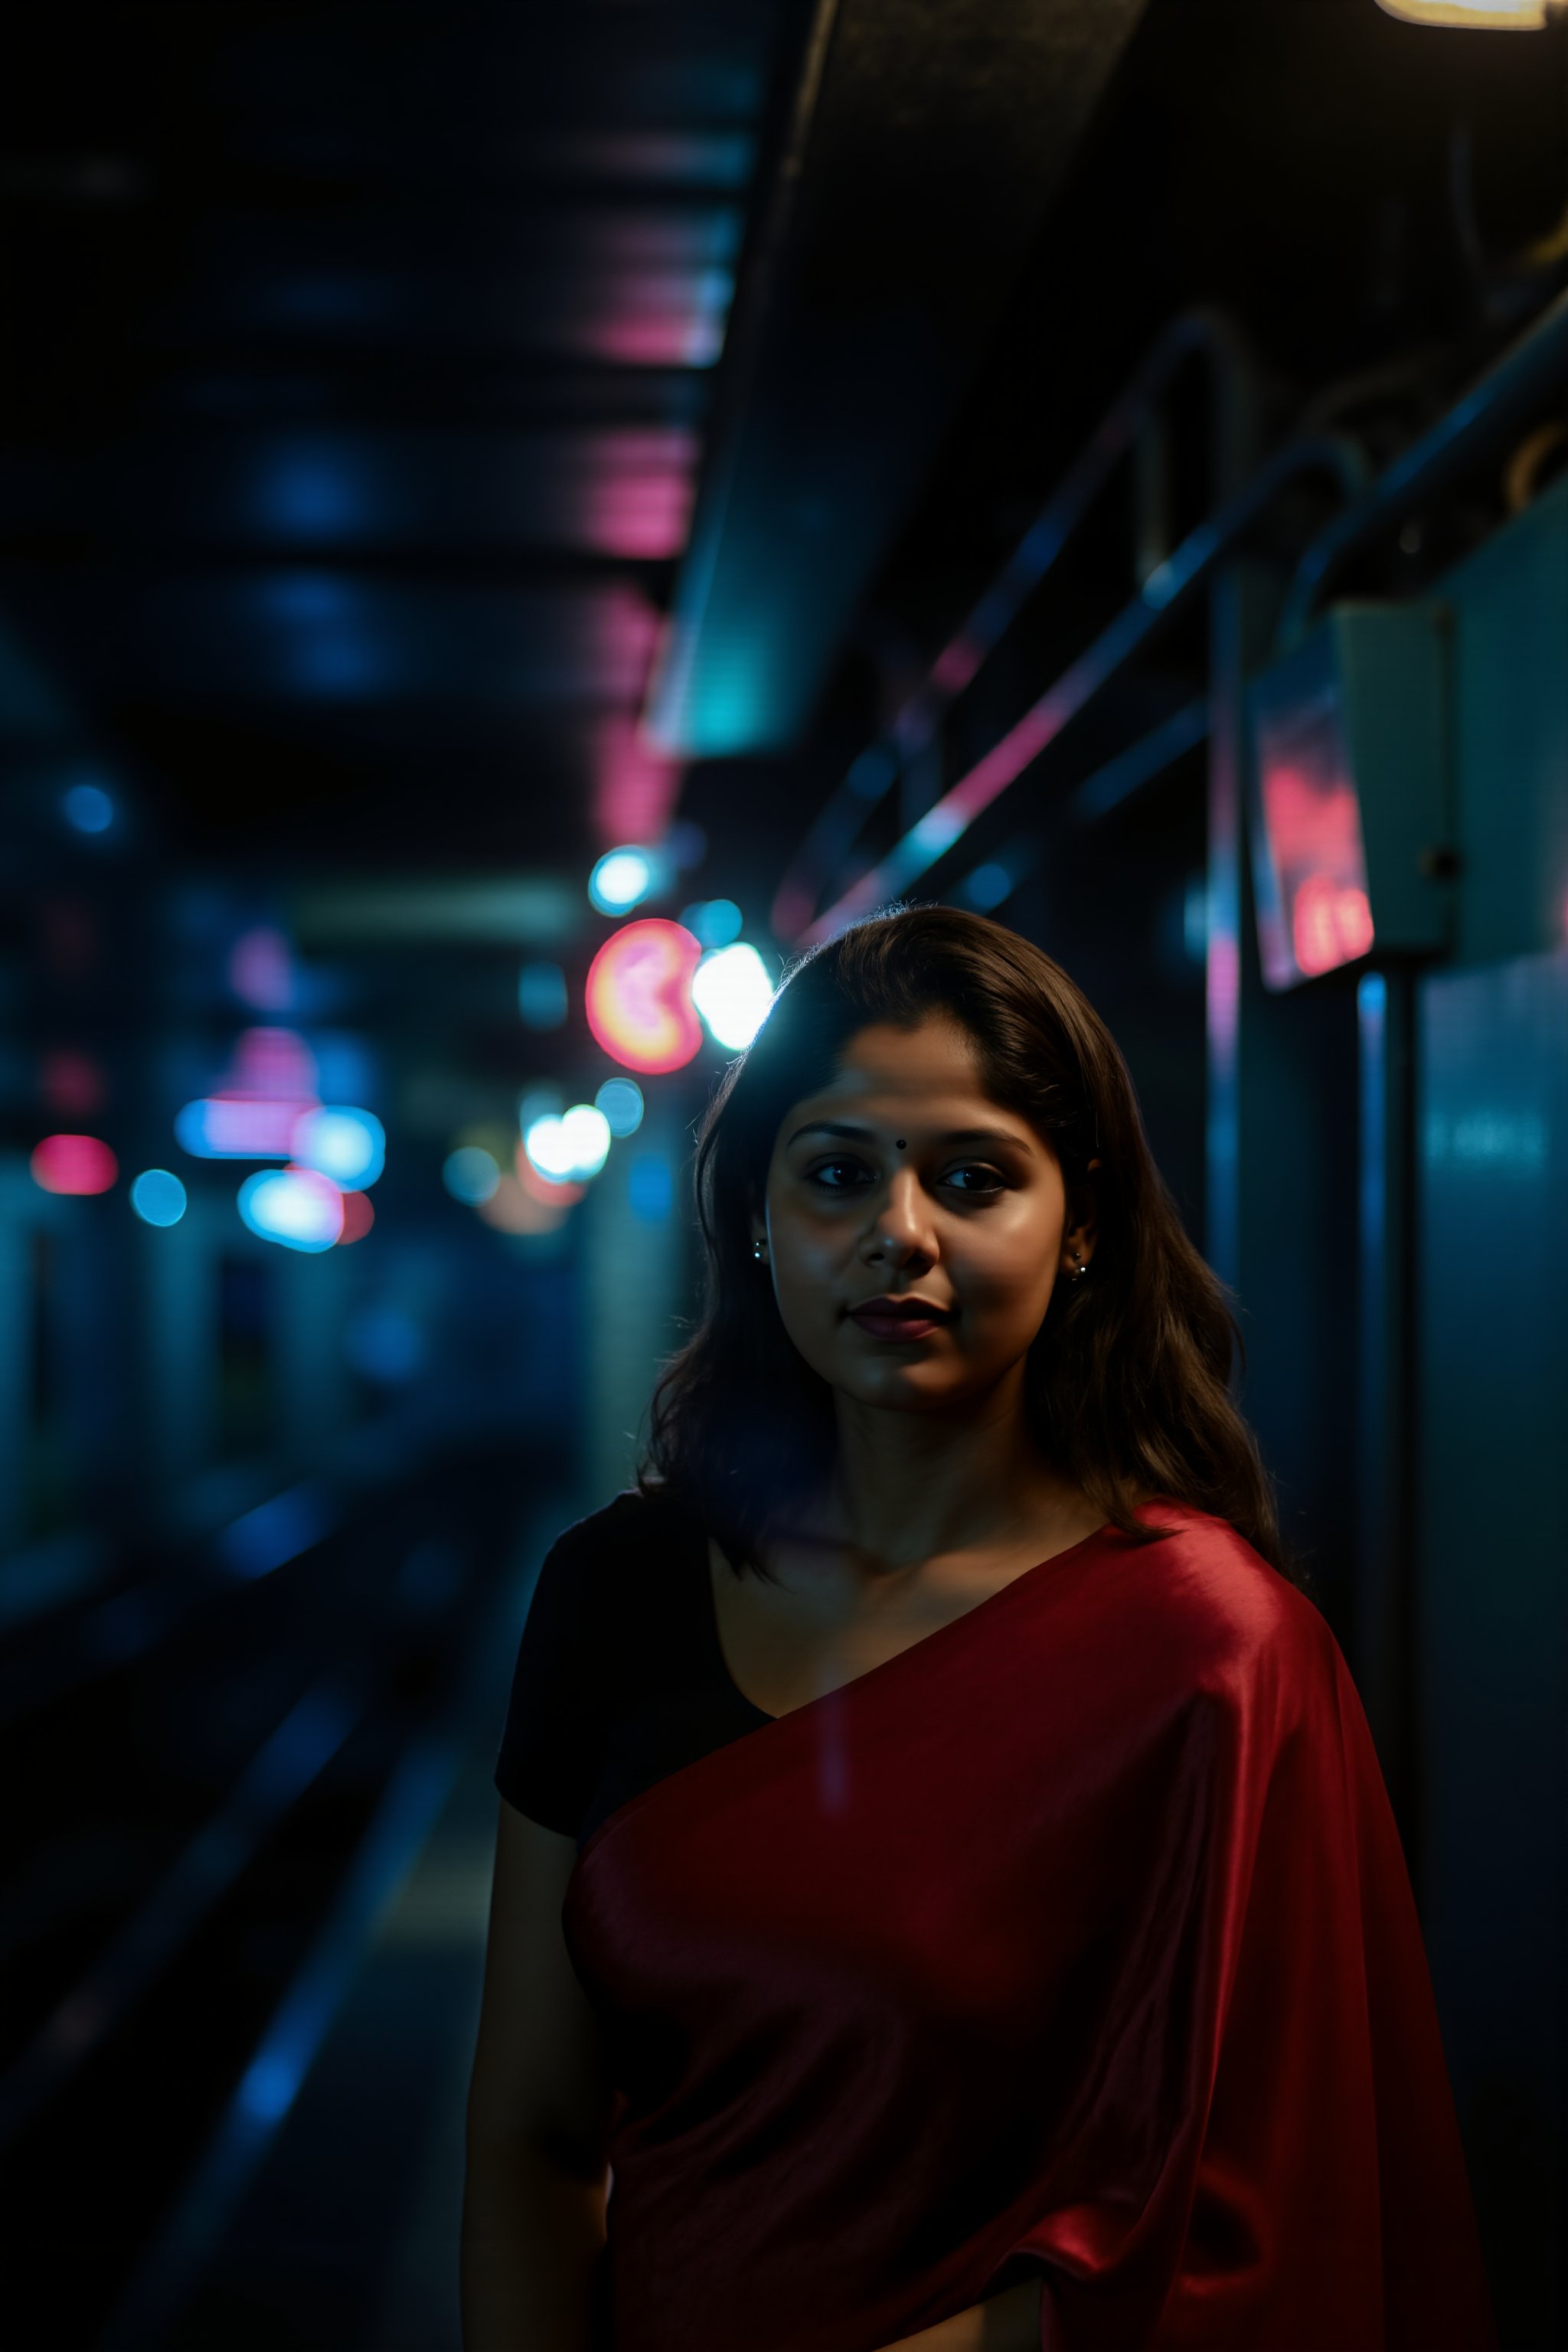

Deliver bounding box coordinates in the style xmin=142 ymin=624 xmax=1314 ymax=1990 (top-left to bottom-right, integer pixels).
xmin=875 ymin=2276 xmax=1044 ymax=2352
xmin=462 ymin=1799 xmax=616 ymax=2352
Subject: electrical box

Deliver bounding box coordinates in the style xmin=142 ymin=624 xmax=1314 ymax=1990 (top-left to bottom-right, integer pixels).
xmin=1246 ymin=603 xmax=1452 ymax=991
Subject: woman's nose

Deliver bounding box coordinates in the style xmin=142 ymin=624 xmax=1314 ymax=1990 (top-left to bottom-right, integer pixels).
xmin=859 ymin=1173 xmax=935 ymax=1266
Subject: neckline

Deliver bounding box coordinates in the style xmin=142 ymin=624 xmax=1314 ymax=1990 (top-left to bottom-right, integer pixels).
xmin=695 ymin=1513 xmax=1123 ymax=1729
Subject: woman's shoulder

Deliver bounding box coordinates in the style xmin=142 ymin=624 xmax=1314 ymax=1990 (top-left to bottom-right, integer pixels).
xmin=540 ymin=1482 xmax=702 ymax=1589
xmin=1126 ymin=1496 xmax=1335 ymax=1676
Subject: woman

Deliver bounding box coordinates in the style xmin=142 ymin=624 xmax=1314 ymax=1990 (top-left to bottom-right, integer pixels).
xmin=462 ymin=908 xmax=1494 ymax=2352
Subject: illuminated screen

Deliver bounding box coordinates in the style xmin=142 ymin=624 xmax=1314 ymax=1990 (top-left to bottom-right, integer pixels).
xmin=1252 ymin=682 xmax=1375 ymax=989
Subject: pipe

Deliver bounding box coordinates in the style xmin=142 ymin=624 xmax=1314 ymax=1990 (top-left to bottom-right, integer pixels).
xmin=771 ymin=306 xmax=1253 ymax=939
xmin=1279 ymin=282 xmax=1568 ymax=647
xmin=798 ymin=432 xmax=1370 ymax=947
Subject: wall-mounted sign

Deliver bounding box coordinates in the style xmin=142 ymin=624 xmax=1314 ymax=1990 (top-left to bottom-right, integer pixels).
xmin=1248 ymin=605 xmax=1452 ymax=990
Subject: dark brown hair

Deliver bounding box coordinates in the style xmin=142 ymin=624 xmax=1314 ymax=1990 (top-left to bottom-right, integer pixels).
xmin=643 ymin=906 xmax=1294 ymax=1583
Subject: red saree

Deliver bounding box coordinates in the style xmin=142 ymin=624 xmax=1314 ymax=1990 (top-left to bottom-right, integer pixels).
xmin=562 ymin=1501 xmax=1494 ymax=2350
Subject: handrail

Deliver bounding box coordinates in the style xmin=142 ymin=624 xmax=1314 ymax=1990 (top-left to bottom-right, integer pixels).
xmin=799 ymin=430 xmax=1370 ymax=947
xmin=770 ymin=307 xmax=1254 ymax=940
xmin=1279 ymin=281 xmax=1568 ymax=647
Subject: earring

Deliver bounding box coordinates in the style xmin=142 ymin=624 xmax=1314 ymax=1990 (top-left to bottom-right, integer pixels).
xmin=1070 ymin=1250 xmax=1087 ymax=1281
xmin=753 ymin=1240 xmax=766 ymax=1263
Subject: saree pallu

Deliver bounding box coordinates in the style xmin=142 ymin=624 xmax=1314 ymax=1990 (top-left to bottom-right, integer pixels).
xmin=563 ymin=1504 xmax=1495 ymax=2351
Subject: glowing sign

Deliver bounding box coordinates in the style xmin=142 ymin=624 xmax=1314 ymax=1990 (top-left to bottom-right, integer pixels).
xmin=238 ymin=1167 xmax=344 ymax=1252
xmin=31 ymin=1134 xmax=118 ymax=1195
xmin=585 ymin=919 xmax=703 ymax=1074
xmin=1292 ymin=876 xmax=1375 ymax=978
xmin=1251 ymin=668 xmax=1377 ymax=991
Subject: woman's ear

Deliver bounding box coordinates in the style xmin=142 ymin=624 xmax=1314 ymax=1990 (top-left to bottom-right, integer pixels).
xmin=1063 ymin=1157 xmax=1099 ymax=1269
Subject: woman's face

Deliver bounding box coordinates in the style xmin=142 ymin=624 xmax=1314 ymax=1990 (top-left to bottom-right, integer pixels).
xmin=754 ymin=1015 xmax=1095 ymax=1417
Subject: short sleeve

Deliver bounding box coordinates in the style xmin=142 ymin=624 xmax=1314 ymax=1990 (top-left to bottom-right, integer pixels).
xmin=495 ymin=1521 xmax=609 ymax=1837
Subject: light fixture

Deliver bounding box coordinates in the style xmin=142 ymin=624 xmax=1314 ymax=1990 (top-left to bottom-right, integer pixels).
xmin=1375 ymin=1 xmax=1555 ymax=28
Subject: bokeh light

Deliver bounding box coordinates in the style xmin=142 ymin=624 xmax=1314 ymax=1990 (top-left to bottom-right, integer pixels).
xmin=585 ymin=917 xmax=703 ymax=1073
xmin=229 ymin=927 xmax=296 ymax=1011
xmin=677 ymin=897 xmax=743 ymax=948
xmin=524 ymin=1103 xmax=612 ymax=1184
xmin=691 ymin=941 xmax=774 ymax=1049
xmin=63 ymin=782 xmax=114 ymax=835
xmin=443 ymin=1145 xmax=501 ymax=1205
xmin=291 ymin=1105 xmax=385 ymax=1187
xmin=238 ymin=1166 xmax=345 ymax=1252
xmin=479 ymin=1172 xmax=574 ymax=1235
xmin=130 ymin=1168 xmax=188 ymax=1227
xmin=337 ymin=1190 xmax=375 ymax=1243
xmin=31 ymin=1133 xmax=119 ymax=1195
xmin=589 ymin=844 xmax=658 ymax=914
xmin=595 ymin=1076 xmax=645 ymax=1136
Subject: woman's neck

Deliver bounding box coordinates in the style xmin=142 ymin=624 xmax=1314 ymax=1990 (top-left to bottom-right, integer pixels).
xmin=818 ymin=1374 xmax=1079 ymax=1573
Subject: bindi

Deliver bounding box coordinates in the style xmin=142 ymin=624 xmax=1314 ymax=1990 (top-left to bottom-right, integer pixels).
xmin=895 ymin=1138 xmax=906 ymax=1151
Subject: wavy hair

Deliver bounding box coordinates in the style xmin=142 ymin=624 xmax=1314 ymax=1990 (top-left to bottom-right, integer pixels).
xmin=642 ymin=906 xmax=1293 ymax=1583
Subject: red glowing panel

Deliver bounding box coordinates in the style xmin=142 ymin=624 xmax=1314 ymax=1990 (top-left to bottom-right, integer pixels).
xmin=1255 ymin=696 xmax=1376 ymax=988
xmin=586 ymin=920 xmax=703 ymax=1075
xmin=1292 ymin=877 xmax=1375 ymax=979
xmin=338 ymin=1190 xmax=375 ymax=1244
xmin=31 ymin=1133 xmax=118 ymax=1195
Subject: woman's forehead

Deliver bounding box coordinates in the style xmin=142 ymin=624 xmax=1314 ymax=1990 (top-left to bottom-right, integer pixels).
xmin=776 ymin=1018 xmax=1038 ymax=1142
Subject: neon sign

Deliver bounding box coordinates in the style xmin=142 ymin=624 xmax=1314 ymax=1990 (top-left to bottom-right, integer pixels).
xmin=585 ymin=919 xmax=703 ymax=1074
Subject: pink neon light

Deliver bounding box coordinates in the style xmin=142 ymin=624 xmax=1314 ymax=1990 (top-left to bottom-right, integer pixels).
xmin=573 ymin=430 xmax=696 ymax=561
xmin=1261 ymin=759 xmax=1375 ymax=982
xmin=585 ymin=920 xmax=704 ymax=1075
xmin=31 ymin=1134 xmax=118 ymax=1196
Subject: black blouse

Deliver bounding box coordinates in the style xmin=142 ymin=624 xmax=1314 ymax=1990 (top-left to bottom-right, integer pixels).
xmin=495 ymin=1488 xmax=773 ymax=1847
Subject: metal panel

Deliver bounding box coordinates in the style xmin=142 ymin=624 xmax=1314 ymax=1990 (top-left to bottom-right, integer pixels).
xmin=1417 ymin=946 xmax=1568 ymax=2346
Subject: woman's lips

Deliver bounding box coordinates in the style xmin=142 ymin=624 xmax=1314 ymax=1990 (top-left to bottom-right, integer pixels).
xmin=848 ymin=1302 xmax=952 ymax=1342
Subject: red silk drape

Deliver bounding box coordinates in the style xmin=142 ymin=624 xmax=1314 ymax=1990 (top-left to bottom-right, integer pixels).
xmin=564 ymin=1504 xmax=1495 ymax=2351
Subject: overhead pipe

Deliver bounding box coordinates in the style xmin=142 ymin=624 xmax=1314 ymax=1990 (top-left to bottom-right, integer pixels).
xmin=1280 ymin=280 xmax=1568 ymax=646
xmin=770 ymin=307 xmax=1254 ymax=940
xmin=797 ymin=431 xmax=1370 ymax=948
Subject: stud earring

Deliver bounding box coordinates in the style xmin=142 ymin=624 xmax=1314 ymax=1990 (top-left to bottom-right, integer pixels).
xmin=753 ymin=1240 xmax=767 ymax=1263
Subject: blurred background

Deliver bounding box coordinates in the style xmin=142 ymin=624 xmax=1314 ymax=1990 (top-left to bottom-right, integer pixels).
xmin=0 ymin=0 xmax=1565 ymax=2344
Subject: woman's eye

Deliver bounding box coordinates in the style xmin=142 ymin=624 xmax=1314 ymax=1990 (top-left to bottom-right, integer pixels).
xmin=807 ymin=1158 xmax=874 ymax=1191
xmin=942 ymin=1164 xmax=1006 ymax=1197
